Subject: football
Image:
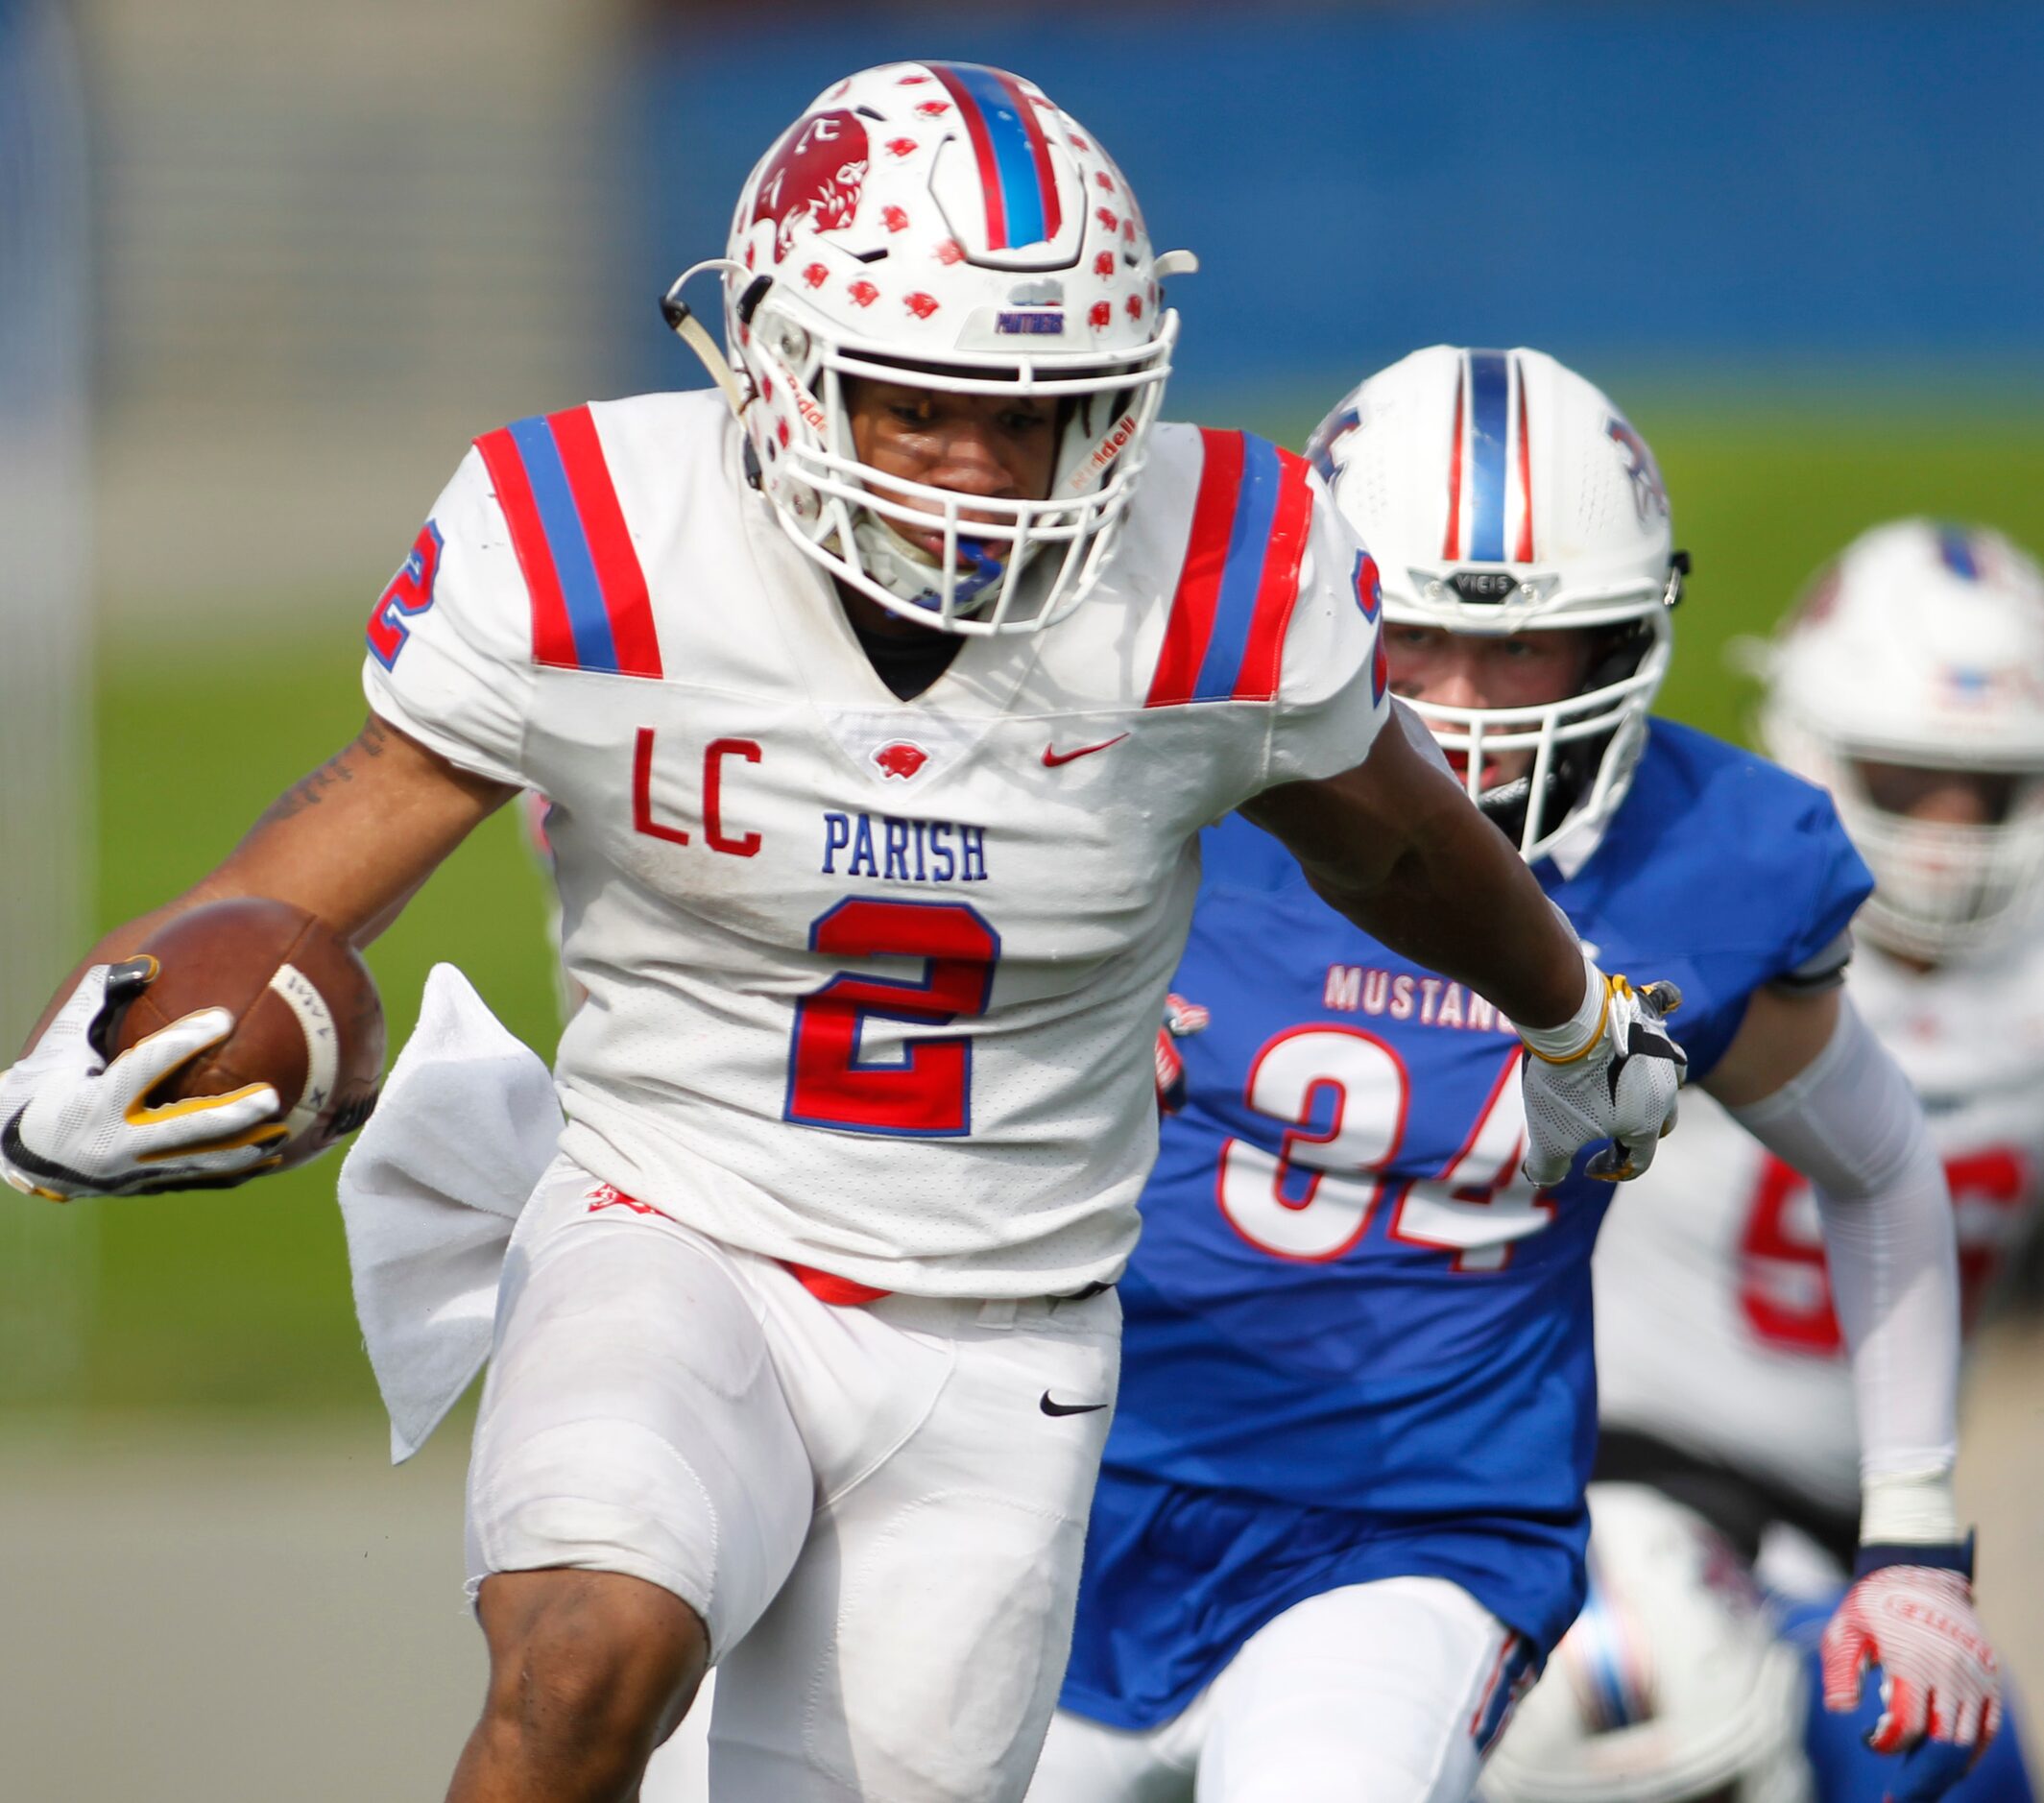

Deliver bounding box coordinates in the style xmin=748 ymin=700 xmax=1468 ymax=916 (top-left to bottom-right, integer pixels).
xmin=109 ymin=898 xmax=386 ymax=1170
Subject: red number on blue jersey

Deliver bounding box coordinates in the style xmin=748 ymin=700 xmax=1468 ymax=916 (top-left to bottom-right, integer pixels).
xmin=366 ymin=520 xmax=444 ymax=668
xmin=784 ymin=898 xmax=999 ymax=1138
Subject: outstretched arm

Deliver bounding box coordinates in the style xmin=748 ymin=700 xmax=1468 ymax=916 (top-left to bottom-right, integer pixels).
xmin=1708 ymin=985 xmax=1997 ymax=1791
xmin=1241 ymin=704 xmax=1586 ymax=1030
xmin=1705 ymin=985 xmax=1962 ymax=1535
xmin=1242 ymin=707 xmax=1685 ymax=1183
xmin=3 ymin=716 xmax=513 ymax=1199
xmin=19 ymin=715 xmax=514 ymax=1054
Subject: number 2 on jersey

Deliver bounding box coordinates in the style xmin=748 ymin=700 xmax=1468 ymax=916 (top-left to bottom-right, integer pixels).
xmin=366 ymin=520 xmax=444 ymax=669
xmin=784 ymin=899 xmax=999 ymax=1138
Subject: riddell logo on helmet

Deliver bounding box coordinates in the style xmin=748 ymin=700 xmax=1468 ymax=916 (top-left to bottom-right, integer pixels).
xmin=1065 ymin=413 xmax=1139 ymax=492
xmin=753 ymin=110 xmax=870 ymax=261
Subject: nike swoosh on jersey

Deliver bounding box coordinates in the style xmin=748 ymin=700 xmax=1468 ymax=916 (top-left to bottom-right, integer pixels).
xmin=1040 ymin=1391 xmax=1108 ymax=1416
xmin=1042 ymin=733 xmax=1130 ymax=767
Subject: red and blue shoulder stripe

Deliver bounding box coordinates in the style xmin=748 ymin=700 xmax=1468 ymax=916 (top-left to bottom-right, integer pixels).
xmin=1147 ymin=430 xmax=1316 ymax=708
xmin=474 ymin=406 xmax=662 ymax=678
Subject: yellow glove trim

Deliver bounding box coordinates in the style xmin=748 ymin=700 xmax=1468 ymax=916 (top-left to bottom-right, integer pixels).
xmin=124 ymin=1082 xmax=277 ymax=1132
xmin=1525 ymin=978 xmax=1616 ymax=1067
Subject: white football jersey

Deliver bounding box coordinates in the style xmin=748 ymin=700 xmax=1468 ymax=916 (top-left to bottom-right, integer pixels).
xmin=1595 ymin=933 xmax=2044 ymax=1514
xmin=362 ymin=391 xmax=1387 ymax=1298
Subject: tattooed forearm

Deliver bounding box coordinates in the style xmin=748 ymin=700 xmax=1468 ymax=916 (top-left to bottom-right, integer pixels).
xmin=257 ymin=718 xmax=389 ymax=825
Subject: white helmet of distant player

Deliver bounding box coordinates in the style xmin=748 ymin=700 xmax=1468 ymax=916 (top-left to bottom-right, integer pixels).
xmin=1757 ymin=520 xmax=2044 ymax=962
xmin=669 ymin=61 xmax=1188 ymax=635
xmin=1479 ymin=1484 xmax=1811 ymax=1803
xmin=1311 ymin=347 xmax=1686 ymax=866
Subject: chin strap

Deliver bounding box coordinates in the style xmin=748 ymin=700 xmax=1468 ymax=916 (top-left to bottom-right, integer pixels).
xmin=660 ymin=260 xmax=748 ymax=419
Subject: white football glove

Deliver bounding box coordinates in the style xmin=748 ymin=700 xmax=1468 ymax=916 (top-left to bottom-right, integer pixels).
xmin=0 ymin=959 xmax=286 ymax=1200
xmin=1520 ymin=973 xmax=1686 ymax=1185
xmin=1821 ymin=1553 xmax=2002 ymax=1801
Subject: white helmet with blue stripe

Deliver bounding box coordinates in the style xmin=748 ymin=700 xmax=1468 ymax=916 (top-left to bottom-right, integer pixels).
xmin=666 ymin=60 xmax=1189 ymax=635
xmin=1757 ymin=519 xmax=2044 ymax=962
xmin=1479 ymin=1483 xmax=1811 ymax=1803
xmin=1310 ymin=347 xmax=1687 ymax=868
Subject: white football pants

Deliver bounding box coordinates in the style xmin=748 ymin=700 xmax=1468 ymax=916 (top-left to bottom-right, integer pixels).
xmin=1024 ymin=1577 xmax=1531 ymax=1803
xmin=467 ymin=1158 xmax=1121 ymax=1802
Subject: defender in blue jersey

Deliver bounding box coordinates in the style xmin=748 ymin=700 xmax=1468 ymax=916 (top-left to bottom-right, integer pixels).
xmin=1029 ymin=349 xmax=2005 ymax=1803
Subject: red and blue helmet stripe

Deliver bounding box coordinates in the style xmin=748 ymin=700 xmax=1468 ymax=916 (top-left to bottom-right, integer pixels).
xmin=1467 ymin=349 xmax=1512 ymax=561
xmin=928 ymin=62 xmax=1064 ymax=251
xmin=1563 ymin=1574 xmax=1655 ymax=1732
xmin=1442 ymin=349 xmax=1535 ymax=565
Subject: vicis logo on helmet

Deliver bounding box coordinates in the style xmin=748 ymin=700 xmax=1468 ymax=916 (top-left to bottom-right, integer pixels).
xmin=1451 ymin=571 xmax=1520 ymax=602
xmin=753 ymin=110 xmax=869 ymax=261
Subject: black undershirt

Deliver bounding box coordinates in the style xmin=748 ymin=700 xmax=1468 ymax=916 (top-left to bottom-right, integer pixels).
xmin=848 ymin=606 xmax=964 ymax=700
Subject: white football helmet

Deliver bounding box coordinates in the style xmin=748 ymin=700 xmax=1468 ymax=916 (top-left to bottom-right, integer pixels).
xmin=1479 ymin=1484 xmax=1812 ymax=1803
xmin=1311 ymin=347 xmax=1686 ymax=867
xmin=670 ymin=61 xmax=1187 ymax=635
xmin=1756 ymin=520 xmax=2044 ymax=963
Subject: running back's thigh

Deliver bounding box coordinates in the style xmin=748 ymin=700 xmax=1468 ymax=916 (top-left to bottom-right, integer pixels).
xmin=709 ymin=1287 xmax=1123 ymax=1803
xmin=1196 ymin=1577 xmax=1533 ymax=1803
xmin=464 ymin=1162 xmax=814 ymax=1657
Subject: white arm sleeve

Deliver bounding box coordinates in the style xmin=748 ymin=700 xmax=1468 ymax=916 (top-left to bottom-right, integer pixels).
xmin=1728 ymin=996 xmax=1961 ymax=1524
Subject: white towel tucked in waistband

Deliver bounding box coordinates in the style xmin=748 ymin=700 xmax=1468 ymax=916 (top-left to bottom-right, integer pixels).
xmin=336 ymin=963 xmax=560 ymax=1462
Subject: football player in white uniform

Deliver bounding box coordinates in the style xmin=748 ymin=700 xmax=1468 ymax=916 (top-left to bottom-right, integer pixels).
xmin=1576 ymin=519 xmax=2044 ymax=1802
xmin=1479 ymin=1482 xmax=1816 ymax=1803
xmin=0 ymin=65 xmax=1681 ymax=1803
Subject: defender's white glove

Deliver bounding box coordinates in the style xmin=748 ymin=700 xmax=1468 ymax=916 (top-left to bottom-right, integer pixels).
xmin=1519 ymin=968 xmax=1686 ymax=1185
xmin=0 ymin=959 xmax=285 ymax=1200
xmin=1821 ymin=1554 xmax=2002 ymax=1801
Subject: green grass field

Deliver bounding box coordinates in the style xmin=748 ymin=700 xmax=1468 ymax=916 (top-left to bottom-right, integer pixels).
xmin=45 ymin=401 xmax=2044 ymax=1417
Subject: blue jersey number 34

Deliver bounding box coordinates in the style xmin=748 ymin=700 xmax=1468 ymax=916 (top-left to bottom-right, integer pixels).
xmin=1218 ymin=1027 xmax=1553 ymax=1272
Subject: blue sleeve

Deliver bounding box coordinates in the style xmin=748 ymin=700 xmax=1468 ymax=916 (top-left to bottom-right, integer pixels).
xmin=1646 ymin=729 xmax=1874 ymax=1080
xmin=1773 ymin=787 xmax=1875 ymax=978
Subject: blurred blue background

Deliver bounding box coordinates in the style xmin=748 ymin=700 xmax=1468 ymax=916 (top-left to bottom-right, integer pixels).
xmin=625 ymin=2 xmax=2044 ymax=412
